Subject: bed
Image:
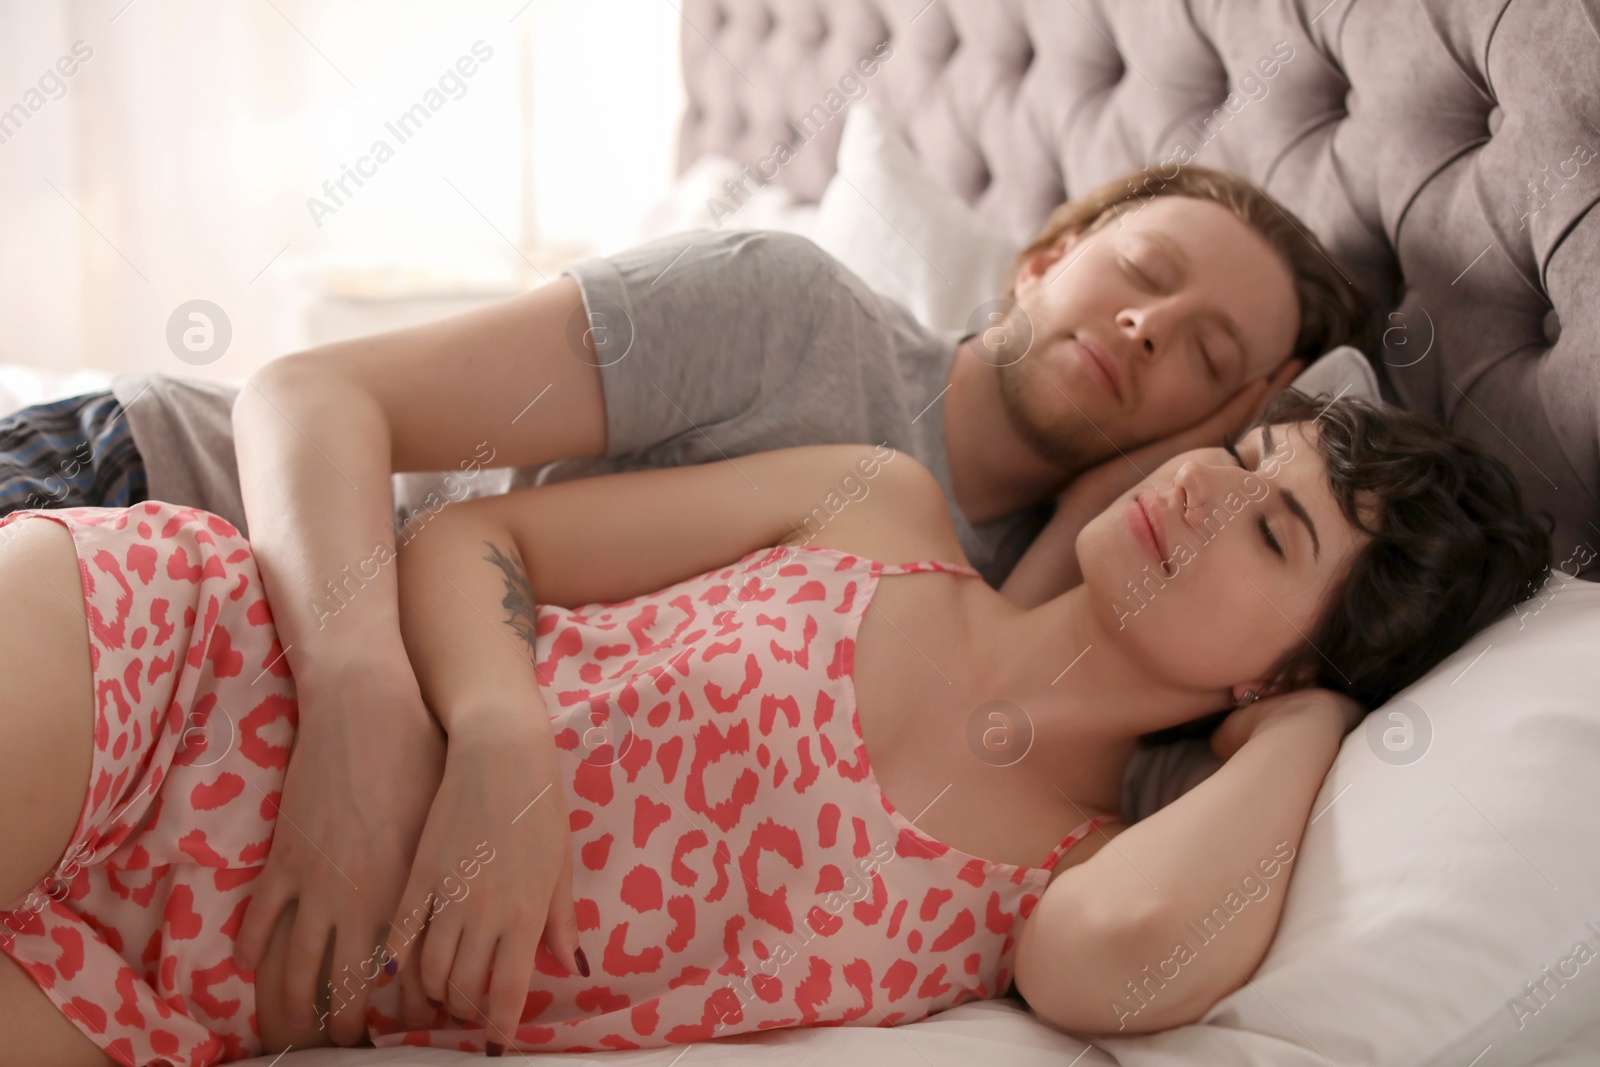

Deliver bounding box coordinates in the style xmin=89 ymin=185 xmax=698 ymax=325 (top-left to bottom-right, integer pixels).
xmin=32 ymin=0 xmax=1595 ymax=1064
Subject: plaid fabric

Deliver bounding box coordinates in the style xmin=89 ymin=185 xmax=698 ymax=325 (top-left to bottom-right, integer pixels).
xmin=0 ymin=390 xmax=147 ymax=517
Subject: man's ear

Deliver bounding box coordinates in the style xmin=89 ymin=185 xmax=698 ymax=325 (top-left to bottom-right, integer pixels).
xmin=1014 ymin=231 xmax=1080 ymax=295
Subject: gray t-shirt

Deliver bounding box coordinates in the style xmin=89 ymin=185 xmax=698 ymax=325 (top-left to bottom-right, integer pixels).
xmin=109 ymin=229 xmax=1208 ymax=822
xmin=114 ymin=229 xmax=1051 ymax=586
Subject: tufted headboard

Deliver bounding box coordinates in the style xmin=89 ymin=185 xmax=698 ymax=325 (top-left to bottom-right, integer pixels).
xmin=677 ymin=0 xmax=1600 ymax=577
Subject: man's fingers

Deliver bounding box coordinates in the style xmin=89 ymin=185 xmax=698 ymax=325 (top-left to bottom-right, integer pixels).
xmin=232 ymin=872 xmax=293 ymax=969
xmin=1223 ymin=376 xmax=1274 ymax=438
xmin=1272 ymin=357 xmax=1306 ymax=391
xmin=1241 ymin=358 xmax=1305 ymax=431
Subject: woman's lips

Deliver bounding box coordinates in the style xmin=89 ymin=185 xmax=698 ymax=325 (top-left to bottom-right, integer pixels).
xmin=1124 ymin=491 xmax=1169 ymax=566
xmin=1071 ymin=336 xmax=1123 ymax=402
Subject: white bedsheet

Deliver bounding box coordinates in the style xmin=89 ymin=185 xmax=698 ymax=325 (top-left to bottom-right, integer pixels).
xmin=232 ymin=997 xmax=1114 ymax=1067
xmin=0 ymin=362 xmax=114 ymax=418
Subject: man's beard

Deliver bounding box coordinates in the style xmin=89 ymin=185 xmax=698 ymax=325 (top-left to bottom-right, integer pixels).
xmin=995 ymin=355 xmax=1120 ymax=479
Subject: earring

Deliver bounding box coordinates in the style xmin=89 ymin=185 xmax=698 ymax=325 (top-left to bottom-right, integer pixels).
xmin=1235 ymin=689 xmax=1258 ymax=709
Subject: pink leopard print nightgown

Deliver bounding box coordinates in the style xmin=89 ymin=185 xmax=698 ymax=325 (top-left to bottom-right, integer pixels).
xmin=0 ymin=502 xmax=1108 ymax=1064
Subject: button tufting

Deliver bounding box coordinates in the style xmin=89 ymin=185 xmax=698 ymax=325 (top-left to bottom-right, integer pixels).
xmin=1488 ymin=105 xmax=1503 ymax=136
xmin=1543 ymin=308 xmax=1561 ymax=344
xmin=974 ymin=157 xmax=992 ymax=193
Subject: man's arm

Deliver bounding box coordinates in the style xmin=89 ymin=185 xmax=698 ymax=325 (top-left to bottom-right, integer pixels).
xmin=228 ymin=276 xmax=606 ymax=1041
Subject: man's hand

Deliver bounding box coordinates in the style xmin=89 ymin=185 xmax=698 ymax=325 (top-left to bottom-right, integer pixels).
xmin=999 ymin=360 xmax=1301 ymax=609
xmin=1060 ymin=358 xmax=1303 ymax=523
xmin=232 ymin=654 xmax=445 ymax=1045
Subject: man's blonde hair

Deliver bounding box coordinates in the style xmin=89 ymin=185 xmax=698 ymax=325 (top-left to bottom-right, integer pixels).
xmin=1004 ymin=164 xmax=1371 ymax=365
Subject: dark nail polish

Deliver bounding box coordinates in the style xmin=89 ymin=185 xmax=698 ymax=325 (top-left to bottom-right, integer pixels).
xmin=383 ymin=957 xmax=398 ymax=977
xmin=575 ymin=947 xmax=590 ymax=977
xmin=451 ymin=1014 xmax=470 ymax=1026
xmin=427 ymin=997 xmax=443 ymax=1010
xmin=486 ymin=1042 xmax=505 ymax=1057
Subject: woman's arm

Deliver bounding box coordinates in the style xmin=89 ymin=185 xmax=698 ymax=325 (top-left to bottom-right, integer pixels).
xmin=1013 ymin=689 xmax=1358 ymax=1034
xmin=385 ymin=443 xmax=953 ymax=1043
xmin=228 ymin=277 xmax=609 ymax=1042
xmin=398 ymin=442 xmax=951 ymax=704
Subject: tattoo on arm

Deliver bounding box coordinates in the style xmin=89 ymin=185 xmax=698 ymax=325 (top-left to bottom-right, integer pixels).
xmin=482 ymin=541 xmax=537 ymax=656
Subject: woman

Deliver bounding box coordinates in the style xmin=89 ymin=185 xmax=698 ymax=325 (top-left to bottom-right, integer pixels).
xmin=0 ymin=391 xmax=1549 ymax=1064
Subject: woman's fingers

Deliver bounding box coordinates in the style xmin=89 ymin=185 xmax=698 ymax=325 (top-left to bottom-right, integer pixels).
xmin=484 ymin=933 xmax=540 ymax=1055
xmin=446 ymin=928 xmax=496 ymax=1024
xmin=323 ymin=924 xmax=379 ymax=1046
xmin=396 ymin=934 xmax=438 ymax=1030
xmin=282 ymin=908 xmax=332 ymax=1030
xmin=418 ymin=907 xmax=464 ymax=1014
xmin=384 ymin=859 xmax=445 ymax=978
xmin=232 ymin=869 xmax=293 ymax=969
xmin=542 ymin=850 xmax=585 ymax=977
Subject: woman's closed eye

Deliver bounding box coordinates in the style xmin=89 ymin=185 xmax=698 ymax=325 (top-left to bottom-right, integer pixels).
xmin=1223 ymin=434 xmax=1285 ymax=559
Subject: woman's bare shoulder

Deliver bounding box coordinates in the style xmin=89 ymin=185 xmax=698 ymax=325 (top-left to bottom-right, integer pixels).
xmin=785 ymin=446 xmax=970 ymax=569
xmin=1046 ymin=817 xmax=1127 ymax=886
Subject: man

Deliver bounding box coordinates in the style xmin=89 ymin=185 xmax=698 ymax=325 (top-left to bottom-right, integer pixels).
xmin=0 ymin=165 xmax=1367 ymax=1040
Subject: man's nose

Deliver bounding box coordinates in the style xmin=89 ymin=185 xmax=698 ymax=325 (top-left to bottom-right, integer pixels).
xmin=1116 ymin=304 xmax=1166 ymax=362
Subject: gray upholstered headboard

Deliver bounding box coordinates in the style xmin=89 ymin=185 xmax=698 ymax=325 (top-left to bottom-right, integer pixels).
xmin=677 ymin=0 xmax=1600 ymax=577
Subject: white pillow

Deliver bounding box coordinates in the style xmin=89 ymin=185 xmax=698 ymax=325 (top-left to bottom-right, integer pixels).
xmin=809 ymin=105 xmax=1022 ymax=333
xmin=1095 ymin=574 xmax=1600 ymax=1067
xmin=1287 ymin=343 xmax=1379 ymax=402
xmin=622 ymin=154 xmax=819 ymax=252
xmin=0 ymin=362 xmax=115 ymax=420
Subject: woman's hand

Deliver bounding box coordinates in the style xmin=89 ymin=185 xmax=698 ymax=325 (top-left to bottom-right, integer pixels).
xmin=385 ymin=716 xmax=584 ymax=1052
xmin=233 ymin=654 xmax=445 ymax=1046
xmin=1210 ymin=687 xmax=1366 ymax=761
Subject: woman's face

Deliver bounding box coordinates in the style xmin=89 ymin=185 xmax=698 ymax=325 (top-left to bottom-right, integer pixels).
xmin=1077 ymin=420 xmax=1370 ymax=696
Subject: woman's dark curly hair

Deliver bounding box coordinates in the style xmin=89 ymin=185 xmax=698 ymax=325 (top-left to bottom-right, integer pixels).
xmin=1146 ymin=387 xmax=1552 ymax=742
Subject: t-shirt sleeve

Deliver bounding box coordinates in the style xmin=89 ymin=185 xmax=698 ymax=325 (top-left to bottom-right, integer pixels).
xmin=561 ymin=229 xmax=852 ymax=461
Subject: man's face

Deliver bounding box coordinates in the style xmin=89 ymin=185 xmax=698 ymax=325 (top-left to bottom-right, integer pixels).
xmin=999 ymin=195 xmax=1301 ymax=471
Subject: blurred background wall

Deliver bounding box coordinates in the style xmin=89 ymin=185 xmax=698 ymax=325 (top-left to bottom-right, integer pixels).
xmin=0 ymin=0 xmax=684 ymax=382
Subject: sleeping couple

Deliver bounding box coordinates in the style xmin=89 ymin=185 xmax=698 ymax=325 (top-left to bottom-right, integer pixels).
xmin=0 ymin=165 xmax=1550 ymax=1065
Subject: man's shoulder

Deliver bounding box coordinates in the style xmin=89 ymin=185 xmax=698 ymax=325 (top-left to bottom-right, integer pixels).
xmin=600 ymin=227 xmax=913 ymax=324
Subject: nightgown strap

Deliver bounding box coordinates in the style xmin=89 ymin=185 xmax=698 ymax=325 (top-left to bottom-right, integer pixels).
xmin=1038 ymin=815 xmax=1118 ymax=871
xmin=875 ymin=558 xmax=983 ymax=578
